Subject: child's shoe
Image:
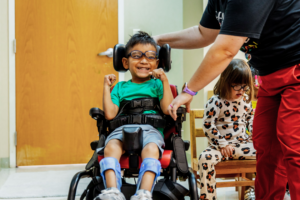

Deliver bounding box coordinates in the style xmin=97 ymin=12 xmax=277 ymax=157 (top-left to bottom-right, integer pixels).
xmin=283 ymin=188 xmax=291 ymax=200
xmin=94 ymin=187 xmax=126 ymax=200
xmin=244 ymin=186 xmax=255 ymax=200
xmin=130 ymin=189 xmax=152 ymax=200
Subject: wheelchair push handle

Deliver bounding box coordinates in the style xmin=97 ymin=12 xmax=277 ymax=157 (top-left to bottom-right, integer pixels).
xmin=176 ymin=107 xmax=186 ymax=114
xmin=89 ymin=107 xmax=105 ymax=120
xmin=176 ymin=106 xmax=186 ymax=122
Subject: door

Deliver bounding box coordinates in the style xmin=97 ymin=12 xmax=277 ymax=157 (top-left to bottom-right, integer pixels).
xmin=15 ymin=0 xmax=118 ymax=166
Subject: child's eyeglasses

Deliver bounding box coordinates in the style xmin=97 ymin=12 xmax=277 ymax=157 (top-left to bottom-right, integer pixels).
xmin=127 ymin=50 xmax=158 ymax=60
xmin=231 ymin=85 xmax=250 ymax=91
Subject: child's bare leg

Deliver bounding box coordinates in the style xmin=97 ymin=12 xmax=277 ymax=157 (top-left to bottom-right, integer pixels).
xmin=104 ymin=139 xmax=124 ymax=188
xmin=140 ymin=143 xmax=159 ymax=191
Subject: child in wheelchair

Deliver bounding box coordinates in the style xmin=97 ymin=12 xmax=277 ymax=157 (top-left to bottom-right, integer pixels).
xmin=198 ymin=59 xmax=256 ymax=200
xmin=94 ymin=31 xmax=174 ymax=200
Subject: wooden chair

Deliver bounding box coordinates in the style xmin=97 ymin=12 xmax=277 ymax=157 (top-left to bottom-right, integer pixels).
xmin=190 ymin=109 xmax=256 ymax=200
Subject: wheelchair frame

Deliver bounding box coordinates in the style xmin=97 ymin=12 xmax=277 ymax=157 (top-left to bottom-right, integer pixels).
xmin=67 ymin=43 xmax=199 ymax=200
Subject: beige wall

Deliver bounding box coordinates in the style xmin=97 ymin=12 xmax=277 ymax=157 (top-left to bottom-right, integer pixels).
xmin=123 ymin=0 xmax=184 ymax=88
xmin=182 ymin=0 xmax=208 ymax=158
xmin=0 ymin=0 xmax=10 ymax=168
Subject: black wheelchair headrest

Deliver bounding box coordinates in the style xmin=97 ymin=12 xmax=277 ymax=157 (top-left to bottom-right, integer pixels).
xmin=113 ymin=44 xmax=171 ymax=72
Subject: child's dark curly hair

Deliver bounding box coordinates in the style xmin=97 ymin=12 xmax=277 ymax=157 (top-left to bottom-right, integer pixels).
xmin=125 ymin=31 xmax=157 ymax=55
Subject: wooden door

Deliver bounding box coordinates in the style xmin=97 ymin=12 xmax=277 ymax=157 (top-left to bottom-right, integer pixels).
xmin=15 ymin=0 xmax=118 ymax=166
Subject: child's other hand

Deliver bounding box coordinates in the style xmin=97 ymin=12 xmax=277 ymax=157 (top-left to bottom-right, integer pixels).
xmin=104 ymin=74 xmax=116 ymax=87
xmin=220 ymin=145 xmax=234 ymax=157
xmin=247 ymin=135 xmax=253 ymax=142
xmin=149 ymin=68 xmax=168 ymax=82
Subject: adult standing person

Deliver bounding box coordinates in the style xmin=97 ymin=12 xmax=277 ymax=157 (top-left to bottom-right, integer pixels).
xmin=153 ymin=0 xmax=300 ymax=200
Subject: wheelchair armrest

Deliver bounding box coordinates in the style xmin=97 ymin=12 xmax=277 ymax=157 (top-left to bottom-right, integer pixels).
xmin=90 ymin=140 xmax=99 ymax=151
xmin=89 ymin=107 xmax=105 ymax=120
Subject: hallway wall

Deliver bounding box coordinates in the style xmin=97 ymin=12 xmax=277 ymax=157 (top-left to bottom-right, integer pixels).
xmin=0 ymin=0 xmax=10 ymax=168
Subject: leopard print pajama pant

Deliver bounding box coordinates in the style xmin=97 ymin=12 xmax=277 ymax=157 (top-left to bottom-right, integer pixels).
xmin=198 ymin=142 xmax=256 ymax=200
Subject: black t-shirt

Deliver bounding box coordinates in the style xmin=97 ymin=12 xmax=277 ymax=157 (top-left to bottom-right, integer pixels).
xmin=200 ymin=0 xmax=300 ymax=76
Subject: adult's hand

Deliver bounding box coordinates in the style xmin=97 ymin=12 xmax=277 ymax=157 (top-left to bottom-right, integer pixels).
xmin=168 ymin=92 xmax=193 ymax=120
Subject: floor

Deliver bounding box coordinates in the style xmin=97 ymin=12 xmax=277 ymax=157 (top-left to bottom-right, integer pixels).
xmin=0 ymin=164 xmax=240 ymax=200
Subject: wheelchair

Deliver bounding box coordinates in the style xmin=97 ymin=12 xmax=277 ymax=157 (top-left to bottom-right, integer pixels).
xmin=67 ymin=44 xmax=199 ymax=200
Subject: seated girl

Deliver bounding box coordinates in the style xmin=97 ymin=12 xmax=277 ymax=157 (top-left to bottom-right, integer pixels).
xmin=198 ymin=59 xmax=256 ymax=200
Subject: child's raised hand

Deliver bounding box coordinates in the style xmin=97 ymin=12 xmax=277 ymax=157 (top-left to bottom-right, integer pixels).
xmin=104 ymin=74 xmax=116 ymax=87
xmin=220 ymin=145 xmax=234 ymax=157
xmin=149 ymin=68 xmax=167 ymax=82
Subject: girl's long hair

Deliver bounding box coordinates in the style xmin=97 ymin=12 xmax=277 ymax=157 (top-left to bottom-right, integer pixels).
xmin=213 ymin=59 xmax=253 ymax=103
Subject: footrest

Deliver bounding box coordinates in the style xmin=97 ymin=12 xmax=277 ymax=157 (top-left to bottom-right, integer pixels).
xmin=173 ymin=136 xmax=189 ymax=174
xmin=153 ymin=178 xmax=188 ymax=200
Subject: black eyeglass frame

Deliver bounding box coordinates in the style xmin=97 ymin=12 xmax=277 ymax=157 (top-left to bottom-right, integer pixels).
xmin=126 ymin=50 xmax=158 ymax=60
xmin=231 ymin=84 xmax=250 ymax=91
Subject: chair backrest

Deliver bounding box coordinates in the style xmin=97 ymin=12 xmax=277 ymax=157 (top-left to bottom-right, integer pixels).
xmin=207 ymin=90 xmax=214 ymax=101
xmin=190 ymin=90 xmax=213 ymax=162
xmin=189 ymin=109 xmax=205 ymax=164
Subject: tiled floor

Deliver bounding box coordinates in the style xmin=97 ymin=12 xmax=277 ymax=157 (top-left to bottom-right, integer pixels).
xmin=0 ymin=165 xmax=239 ymax=200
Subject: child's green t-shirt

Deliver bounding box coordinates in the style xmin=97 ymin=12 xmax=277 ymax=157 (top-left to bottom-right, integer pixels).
xmin=110 ymin=79 xmax=164 ymax=136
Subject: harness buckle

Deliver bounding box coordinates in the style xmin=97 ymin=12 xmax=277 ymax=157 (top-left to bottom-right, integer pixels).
xmin=131 ymin=100 xmax=142 ymax=108
xmin=130 ymin=115 xmax=144 ymax=124
xmin=142 ymin=99 xmax=153 ymax=107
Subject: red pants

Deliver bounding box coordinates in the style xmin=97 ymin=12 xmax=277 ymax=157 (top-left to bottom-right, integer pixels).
xmin=253 ymin=64 xmax=300 ymax=200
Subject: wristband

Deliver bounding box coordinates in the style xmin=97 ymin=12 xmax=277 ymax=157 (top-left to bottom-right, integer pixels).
xmin=182 ymin=82 xmax=198 ymax=96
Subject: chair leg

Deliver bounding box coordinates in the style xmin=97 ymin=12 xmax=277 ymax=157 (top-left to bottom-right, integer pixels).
xmin=235 ymin=177 xmax=239 ymax=191
xmin=237 ymin=176 xmax=244 ymax=200
xmin=193 ymin=169 xmax=197 ymax=178
xmin=239 ymin=174 xmax=248 ymax=200
xmin=245 ymin=173 xmax=253 ymax=191
xmin=241 ymin=186 xmax=246 ymax=200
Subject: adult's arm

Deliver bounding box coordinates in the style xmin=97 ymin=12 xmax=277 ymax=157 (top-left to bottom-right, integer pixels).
xmin=168 ymin=34 xmax=247 ymax=120
xmin=153 ymin=25 xmax=219 ymax=49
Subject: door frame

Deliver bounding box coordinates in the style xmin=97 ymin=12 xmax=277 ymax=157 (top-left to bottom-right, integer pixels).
xmin=9 ymin=0 xmax=125 ymax=167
